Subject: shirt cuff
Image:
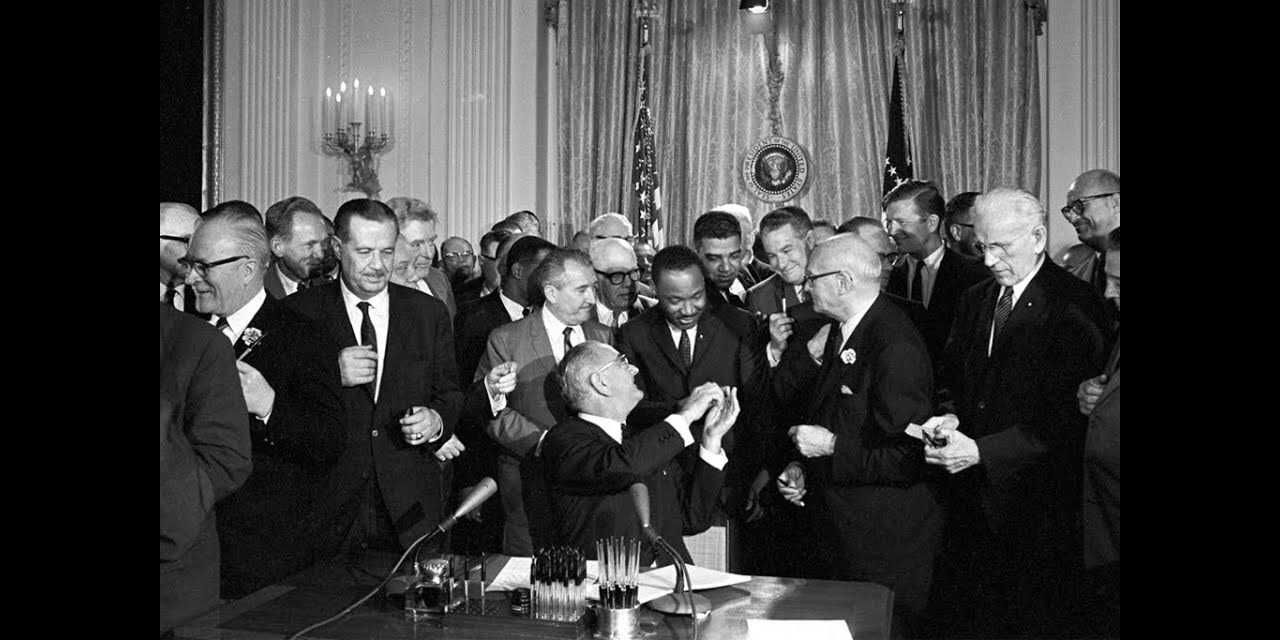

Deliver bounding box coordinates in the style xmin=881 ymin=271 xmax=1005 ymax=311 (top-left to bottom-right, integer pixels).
xmin=487 ymin=379 xmax=507 ymax=415
xmin=767 ymin=342 xmax=782 ymax=368
xmin=664 ymin=414 xmax=695 ymax=448
xmin=698 ymin=446 xmax=728 ymax=471
xmin=533 ymin=429 xmax=549 ymax=457
xmin=425 ymin=409 xmax=445 ymax=443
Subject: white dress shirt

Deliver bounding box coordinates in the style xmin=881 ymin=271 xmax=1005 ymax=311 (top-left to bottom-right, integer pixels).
xmin=908 ymin=245 xmax=945 ymax=308
xmin=988 ymin=253 xmax=1045 ymax=355
xmin=542 ymin=305 xmax=585 ymax=363
xmin=578 ymin=412 xmax=727 ymax=470
xmin=595 ymin=302 xmax=631 ymax=330
xmin=499 ymin=291 xmax=526 ymax=322
xmin=210 ymin=288 xmax=268 ymax=345
xmin=667 ymin=323 xmax=696 ymax=362
xmin=416 ymin=278 xmax=437 ymax=298
xmin=341 ymin=281 xmax=390 ymax=401
xmin=729 ymin=278 xmax=748 ymax=301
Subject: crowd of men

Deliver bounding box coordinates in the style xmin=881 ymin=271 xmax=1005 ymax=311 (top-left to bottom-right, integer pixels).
xmin=160 ymin=170 xmax=1120 ymax=639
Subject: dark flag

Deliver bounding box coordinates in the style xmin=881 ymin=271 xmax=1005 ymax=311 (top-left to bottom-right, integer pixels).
xmin=882 ymin=49 xmax=913 ymax=196
xmin=633 ymin=16 xmax=661 ymax=245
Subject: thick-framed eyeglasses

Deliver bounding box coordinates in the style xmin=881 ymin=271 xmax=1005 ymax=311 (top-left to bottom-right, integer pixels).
xmin=159 ymin=234 xmax=190 ymax=244
xmin=802 ymin=270 xmax=843 ymax=286
xmin=1060 ymin=193 xmax=1117 ymax=221
xmin=595 ymin=268 xmax=642 ymax=285
xmin=179 ymin=255 xmax=250 ymax=278
xmin=973 ymin=228 xmax=1035 ymax=259
xmin=442 ymin=251 xmax=475 ymax=261
xmin=592 ymin=352 xmax=630 ymax=377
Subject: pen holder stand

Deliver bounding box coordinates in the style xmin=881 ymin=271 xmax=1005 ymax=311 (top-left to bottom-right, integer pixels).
xmin=595 ymin=604 xmax=644 ymax=640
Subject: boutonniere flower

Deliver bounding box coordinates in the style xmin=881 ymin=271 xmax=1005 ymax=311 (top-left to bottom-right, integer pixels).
xmin=242 ymin=327 xmax=264 ymax=348
xmin=840 ymin=348 xmax=857 ymax=365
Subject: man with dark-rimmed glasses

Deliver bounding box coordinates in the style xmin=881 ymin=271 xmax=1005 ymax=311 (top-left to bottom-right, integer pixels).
xmin=161 ymin=201 xmax=204 ymax=317
xmin=589 ymin=237 xmax=654 ymax=337
xmin=1058 ymin=169 xmax=1120 ymax=295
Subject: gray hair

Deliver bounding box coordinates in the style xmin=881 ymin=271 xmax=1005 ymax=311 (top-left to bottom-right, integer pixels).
xmin=973 ymin=187 xmax=1047 ymax=230
xmin=813 ymin=232 xmax=881 ymax=286
xmin=558 ymin=341 xmax=614 ymax=413
xmin=588 ymin=212 xmax=633 ymax=238
xmin=200 ymin=207 xmax=271 ymax=266
xmin=385 ymin=196 xmax=439 ymax=225
xmin=588 ymin=237 xmax=635 ymax=267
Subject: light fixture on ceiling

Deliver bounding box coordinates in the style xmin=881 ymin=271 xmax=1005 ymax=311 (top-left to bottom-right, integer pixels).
xmin=739 ymin=0 xmax=770 ymax=15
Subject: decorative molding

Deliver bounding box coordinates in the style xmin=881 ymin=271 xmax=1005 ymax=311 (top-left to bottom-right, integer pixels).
xmin=1080 ymin=0 xmax=1119 ymax=172
xmin=204 ymin=0 xmax=225 ymax=209
xmin=339 ymin=0 xmax=351 ymax=80
xmin=399 ymin=0 xmax=413 ymax=193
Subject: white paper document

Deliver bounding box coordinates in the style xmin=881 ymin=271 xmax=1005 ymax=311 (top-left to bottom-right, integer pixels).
xmin=637 ymin=564 xmax=751 ymax=591
xmin=746 ymin=619 xmax=853 ymax=640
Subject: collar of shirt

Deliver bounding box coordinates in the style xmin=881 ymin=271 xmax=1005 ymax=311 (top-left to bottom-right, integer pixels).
xmin=666 ymin=321 xmax=696 ymax=361
xmin=578 ymin=412 xmax=625 ymax=444
xmin=480 ymin=283 xmax=495 ymax=298
xmin=595 ymin=302 xmax=628 ymax=328
xmin=838 ymin=291 xmax=878 ymax=347
xmin=211 ymin=288 xmax=267 ymax=343
xmin=276 ymin=263 xmax=301 ymax=297
xmin=729 ymin=278 xmax=748 ymax=299
xmin=540 ymin=305 xmax=584 ymax=361
xmin=416 ymin=277 xmax=436 ymax=298
xmin=911 ymin=245 xmax=946 ymax=307
xmin=1006 ymin=252 xmax=1046 ymax=307
xmin=499 ymin=290 xmax=526 ymax=322
xmin=161 ymin=282 xmax=186 ymax=311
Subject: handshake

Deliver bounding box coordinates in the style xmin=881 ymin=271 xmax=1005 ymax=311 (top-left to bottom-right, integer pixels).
xmin=676 ymin=382 xmax=741 ymax=453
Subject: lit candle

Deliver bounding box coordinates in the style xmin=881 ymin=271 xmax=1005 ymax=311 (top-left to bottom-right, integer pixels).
xmin=386 ymin=88 xmax=394 ymax=139
xmin=334 ymin=92 xmax=343 ymax=132
xmin=379 ymin=87 xmax=388 ymax=138
xmin=352 ymin=78 xmax=363 ymax=124
xmin=339 ymin=81 xmax=349 ymax=126
xmin=323 ymin=87 xmax=332 ymax=135
xmin=366 ymin=85 xmax=374 ymax=133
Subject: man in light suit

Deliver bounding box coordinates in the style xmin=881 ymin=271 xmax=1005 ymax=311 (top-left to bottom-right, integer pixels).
xmin=923 ymin=188 xmax=1109 ymax=639
xmin=589 ymin=238 xmax=655 ymax=338
xmin=476 ymin=248 xmax=612 ymax=556
xmin=772 ymin=233 xmax=941 ymax=635
xmin=386 ymin=196 xmax=458 ymax=318
xmin=284 ymin=198 xmax=464 ymax=562
xmin=160 ymin=304 xmax=252 ymax=634
xmin=262 ymin=196 xmax=330 ymax=299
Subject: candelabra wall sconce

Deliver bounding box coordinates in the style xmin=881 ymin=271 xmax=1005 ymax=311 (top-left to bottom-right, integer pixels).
xmin=321 ymin=79 xmax=394 ymax=198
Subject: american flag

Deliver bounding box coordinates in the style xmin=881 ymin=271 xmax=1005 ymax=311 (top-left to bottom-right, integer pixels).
xmin=882 ymin=48 xmax=913 ymax=196
xmin=633 ymin=54 xmax=661 ymax=245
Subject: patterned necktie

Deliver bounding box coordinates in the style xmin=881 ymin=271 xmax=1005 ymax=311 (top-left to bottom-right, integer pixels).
xmin=910 ymin=260 xmax=924 ymax=303
xmin=562 ymin=326 xmax=574 ymax=361
xmin=678 ymin=329 xmax=692 ymax=369
xmin=992 ymin=286 xmax=1013 ymax=343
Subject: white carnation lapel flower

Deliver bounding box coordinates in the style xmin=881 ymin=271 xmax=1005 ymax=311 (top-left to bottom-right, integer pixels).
xmin=840 ymin=348 xmax=856 ymax=364
xmin=241 ymin=326 xmax=264 ymax=348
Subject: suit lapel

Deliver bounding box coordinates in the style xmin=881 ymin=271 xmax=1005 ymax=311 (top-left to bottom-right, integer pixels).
xmin=527 ymin=308 xmax=555 ymax=362
xmin=649 ymin=313 xmax=687 ymax=374
xmin=689 ymin=314 xmax=719 ymax=372
xmin=379 ymin=286 xmax=411 ymax=410
xmin=236 ymin=295 xmax=279 ymax=358
xmin=990 ymin=271 xmax=1047 ymax=359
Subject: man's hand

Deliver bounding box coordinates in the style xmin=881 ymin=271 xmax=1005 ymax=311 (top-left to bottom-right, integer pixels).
xmin=743 ymin=468 xmax=770 ymax=523
xmin=434 ymin=434 xmax=466 ymax=461
xmin=924 ymin=428 xmax=980 ymax=474
xmin=677 ymin=382 xmax=725 ymax=424
xmin=1076 ymin=374 xmax=1109 ymax=415
xmin=400 ymin=406 xmax=443 ymax=446
xmin=236 ymin=361 xmax=276 ymax=419
xmin=776 ymin=462 xmax=806 ymax=507
xmin=701 ymin=386 xmax=740 ymax=453
xmin=918 ymin=413 xmax=959 ymax=444
xmin=768 ymin=312 xmax=795 ymax=354
xmin=806 ymin=323 xmax=831 ymax=363
xmin=486 ymin=361 xmax=520 ymax=396
xmin=788 ymin=424 xmax=836 ymax=458
xmin=338 ymin=345 xmax=378 ymax=387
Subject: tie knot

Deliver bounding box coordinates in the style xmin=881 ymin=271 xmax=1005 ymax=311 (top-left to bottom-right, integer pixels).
xmin=998 ymin=286 xmax=1012 ymax=302
xmin=358 ymin=301 xmax=371 ymax=313
xmin=563 ymin=326 xmax=574 ymax=338
xmin=523 ymin=306 xmax=532 ymax=317
xmin=214 ymin=316 xmax=229 ymax=330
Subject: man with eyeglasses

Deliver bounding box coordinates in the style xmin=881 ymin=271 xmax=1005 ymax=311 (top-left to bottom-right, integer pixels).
xmin=1058 ymin=169 xmax=1120 ymax=298
xmin=920 ymin=188 xmax=1109 ymax=639
xmin=181 ymin=202 xmax=346 ymax=600
xmin=882 ymin=180 xmax=990 ymax=376
xmin=439 ymin=236 xmax=478 ymax=289
xmin=838 ymin=217 xmax=931 ymax=358
xmin=454 ymin=229 xmax=510 ymax=308
xmin=160 ymin=202 xmax=204 ymax=317
xmin=542 ymin=342 xmax=738 ymax=564
xmin=943 ymin=191 xmax=982 ymax=259
xmin=589 ymin=238 xmax=655 ymax=337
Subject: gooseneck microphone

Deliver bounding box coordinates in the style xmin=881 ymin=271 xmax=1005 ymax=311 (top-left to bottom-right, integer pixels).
xmin=629 ymin=483 xmax=711 ymax=617
xmin=287 ymin=478 xmax=499 ymax=640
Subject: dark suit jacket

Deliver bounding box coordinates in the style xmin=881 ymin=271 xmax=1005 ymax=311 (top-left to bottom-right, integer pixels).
xmin=284 ymin=281 xmax=464 ymax=550
xmin=421 ymin=267 xmax=458 ymax=319
xmin=1083 ymin=335 xmax=1120 ymax=569
xmin=263 ymin=264 xmax=288 ymax=300
xmin=159 ymin=304 xmax=252 ymax=633
xmin=888 ymin=248 xmax=990 ymax=370
xmin=214 ymin=294 xmax=347 ymax=598
xmin=742 ymin=258 xmax=773 ymax=288
xmin=771 ymin=295 xmax=941 ymax=576
xmin=453 ymin=275 xmax=487 ymax=309
xmin=939 ymin=257 xmax=1107 ymax=553
xmin=542 ymin=416 xmax=723 ymax=566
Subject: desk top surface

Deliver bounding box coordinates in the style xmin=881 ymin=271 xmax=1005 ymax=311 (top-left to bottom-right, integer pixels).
xmin=174 ymin=553 xmax=892 ymax=640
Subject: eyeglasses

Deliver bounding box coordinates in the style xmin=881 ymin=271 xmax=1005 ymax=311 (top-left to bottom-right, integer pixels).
xmin=592 ymin=352 xmax=630 ymax=377
xmin=802 ymin=270 xmax=843 ymax=286
xmin=1060 ymin=193 xmax=1117 ymax=221
xmin=179 ymin=255 xmax=250 ymax=278
xmin=595 ymin=268 xmax=642 ymax=285
xmin=479 ymin=253 xmax=498 ymax=262
xmin=442 ymin=251 xmax=475 ymax=260
xmin=973 ymin=228 xmax=1036 ymax=259
xmin=159 ymin=234 xmax=190 ymax=244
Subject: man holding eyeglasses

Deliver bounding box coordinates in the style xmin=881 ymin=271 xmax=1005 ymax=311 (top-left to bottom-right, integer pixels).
xmin=161 ymin=202 xmax=204 ymax=317
xmin=921 ymin=188 xmax=1109 ymax=638
xmin=1058 ymin=169 xmax=1121 ymax=298
xmin=181 ymin=202 xmax=346 ymax=600
xmin=589 ymin=238 xmax=655 ymax=336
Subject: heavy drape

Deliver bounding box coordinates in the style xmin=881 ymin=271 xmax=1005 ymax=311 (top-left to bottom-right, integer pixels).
xmin=556 ymin=0 xmax=1041 ymax=245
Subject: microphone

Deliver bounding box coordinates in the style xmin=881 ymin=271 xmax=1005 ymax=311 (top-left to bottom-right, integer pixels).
xmin=438 ymin=477 xmax=498 ymax=533
xmin=629 ymin=482 xmax=711 ymax=617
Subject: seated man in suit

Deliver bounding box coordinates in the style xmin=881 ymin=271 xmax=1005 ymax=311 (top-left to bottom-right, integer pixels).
xmin=182 ymin=205 xmax=347 ymax=599
xmin=386 ymin=196 xmax=457 ymax=318
xmin=693 ymin=211 xmax=753 ymax=310
xmin=262 ymin=196 xmax=329 ymax=298
xmin=922 ymin=188 xmax=1108 ymax=639
xmin=772 ymin=233 xmax=941 ymax=635
xmin=160 ymin=201 xmax=203 ymax=315
xmin=284 ymin=198 xmax=464 ymax=564
xmin=883 ymin=180 xmax=990 ymax=370
xmin=160 ymin=304 xmax=252 ymax=634
xmin=477 ymin=248 xmax=613 ymax=556
xmin=589 ymin=237 xmax=655 ymax=335
xmin=542 ymin=341 xmax=738 ymax=565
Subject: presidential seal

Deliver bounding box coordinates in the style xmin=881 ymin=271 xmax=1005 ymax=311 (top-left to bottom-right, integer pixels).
xmin=742 ymin=136 xmax=809 ymax=203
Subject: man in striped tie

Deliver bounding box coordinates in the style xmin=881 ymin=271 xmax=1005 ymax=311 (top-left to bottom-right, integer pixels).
xmin=921 ymin=188 xmax=1110 ymax=639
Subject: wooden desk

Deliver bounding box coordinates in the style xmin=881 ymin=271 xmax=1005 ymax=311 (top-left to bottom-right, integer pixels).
xmin=174 ymin=553 xmax=892 ymax=640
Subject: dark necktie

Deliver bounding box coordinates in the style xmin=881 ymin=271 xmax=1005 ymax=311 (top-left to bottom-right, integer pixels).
xmin=678 ymin=329 xmax=692 ymax=369
xmin=297 ymin=278 xmax=311 ymax=291
xmin=214 ymin=316 xmax=234 ymax=344
xmin=358 ymin=301 xmax=377 ymax=397
xmin=523 ymin=306 xmax=532 ymax=317
xmin=164 ymin=284 xmax=177 ymax=307
xmin=992 ymin=286 xmax=1013 ymax=343
xmin=824 ymin=320 xmax=843 ymax=363
xmin=910 ymin=260 xmax=924 ymax=303
xmin=562 ymin=326 xmax=574 ymax=361
xmin=1093 ymin=252 xmax=1108 ymax=295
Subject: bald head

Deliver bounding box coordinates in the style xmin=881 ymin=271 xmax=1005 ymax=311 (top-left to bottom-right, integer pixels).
xmin=1065 ymin=169 xmax=1121 ymax=249
xmin=805 ymin=233 xmax=882 ymax=321
xmin=161 ymin=203 xmax=201 ymax=284
xmin=840 ymin=217 xmax=898 ymax=290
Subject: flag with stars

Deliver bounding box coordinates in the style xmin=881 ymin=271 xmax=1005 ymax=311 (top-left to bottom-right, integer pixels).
xmin=882 ymin=48 xmax=913 ymax=196
xmin=633 ymin=56 xmax=661 ymax=245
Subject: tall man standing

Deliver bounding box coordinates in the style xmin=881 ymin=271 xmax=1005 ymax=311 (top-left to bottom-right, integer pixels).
xmin=923 ymin=188 xmax=1108 ymax=638
xmin=263 ymin=196 xmax=330 ymax=299
xmin=285 ymin=198 xmax=464 ymax=561
xmin=771 ymin=234 xmax=941 ymax=635
xmin=477 ymin=249 xmax=613 ymax=556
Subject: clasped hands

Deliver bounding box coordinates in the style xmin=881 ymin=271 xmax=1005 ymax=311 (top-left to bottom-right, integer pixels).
xmin=677 ymin=382 xmax=741 ymax=453
xmin=919 ymin=413 xmax=980 ymax=474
